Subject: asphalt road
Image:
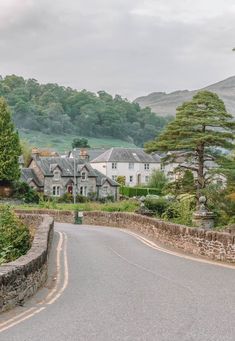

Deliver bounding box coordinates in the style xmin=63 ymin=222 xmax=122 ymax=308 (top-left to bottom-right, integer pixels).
xmin=1 ymin=223 xmax=235 ymax=341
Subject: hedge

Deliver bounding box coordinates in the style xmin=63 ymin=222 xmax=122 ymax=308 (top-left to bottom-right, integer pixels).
xmin=120 ymin=187 xmax=160 ymax=197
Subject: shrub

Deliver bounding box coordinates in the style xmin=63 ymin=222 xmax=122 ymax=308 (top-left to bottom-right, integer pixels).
xmin=13 ymin=182 xmax=40 ymax=203
xmin=0 ymin=206 xmax=31 ymax=264
xmin=57 ymin=193 xmax=74 ymax=203
xmin=144 ymin=197 xmax=169 ymax=216
xmin=163 ymin=195 xmax=196 ymax=226
xmin=120 ymin=186 xmax=160 ymax=197
xmin=147 ymin=170 xmax=168 ymax=195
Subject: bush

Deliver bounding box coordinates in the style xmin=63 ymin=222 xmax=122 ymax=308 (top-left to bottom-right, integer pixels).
xmin=147 ymin=170 xmax=168 ymax=195
xmin=162 ymin=195 xmax=196 ymax=226
xmin=144 ymin=197 xmax=169 ymax=216
xmin=120 ymin=187 xmax=160 ymax=197
xmin=0 ymin=206 xmax=31 ymax=264
xmin=13 ymin=182 xmax=40 ymax=203
xmin=57 ymin=193 xmax=74 ymax=203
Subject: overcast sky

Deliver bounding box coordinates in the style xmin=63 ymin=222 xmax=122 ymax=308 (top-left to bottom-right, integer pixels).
xmin=1 ymin=0 xmax=235 ymax=99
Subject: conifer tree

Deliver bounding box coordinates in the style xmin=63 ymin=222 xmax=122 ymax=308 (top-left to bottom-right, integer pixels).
xmin=0 ymin=97 xmax=21 ymax=184
xmin=145 ymin=91 xmax=235 ymax=201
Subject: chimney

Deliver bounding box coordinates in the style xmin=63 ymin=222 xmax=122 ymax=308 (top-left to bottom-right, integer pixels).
xmin=31 ymin=147 xmax=40 ymax=160
xmin=79 ymin=149 xmax=89 ymax=162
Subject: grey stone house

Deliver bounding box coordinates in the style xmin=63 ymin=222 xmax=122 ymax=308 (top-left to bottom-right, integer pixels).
xmin=21 ymin=156 xmax=119 ymax=200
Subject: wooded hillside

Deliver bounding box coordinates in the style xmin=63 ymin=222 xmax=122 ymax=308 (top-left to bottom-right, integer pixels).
xmin=0 ymin=75 xmax=170 ymax=146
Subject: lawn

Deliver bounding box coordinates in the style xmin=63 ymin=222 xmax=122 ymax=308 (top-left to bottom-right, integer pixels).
xmin=19 ymin=129 xmax=136 ymax=152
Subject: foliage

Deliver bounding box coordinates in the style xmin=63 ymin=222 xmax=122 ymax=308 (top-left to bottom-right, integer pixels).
xmin=162 ymin=195 xmax=196 ymax=226
xmin=16 ymin=199 xmax=139 ymax=213
xmin=0 ymin=206 xmax=31 ymax=264
xmin=20 ymin=139 xmax=32 ymax=166
xmin=0 ymin=75 xmax=170 ymax=147
xmin=72 ymin=137 xmax=90 ymax=148
xmin=146 ymin=170 xmax=168 ymax=195
xmin=201 ymin=184 xmax=235 ymax=227
xmin=145 ymin=91 xmax=235 ymax=201
xmin=144 ymin=197 xmax=169 ymax=216
xmin=116 ymin=176 xmax=126 ymax=186
xmin=13 ymin=182 xmax=40 ymax=203
xmin=165 ymin=170 xmax=196 ymax=196
xmin=120 ymin=186 xmax=161 ymax=197
xmin=0 ymin=98 xmax=21 ymax=185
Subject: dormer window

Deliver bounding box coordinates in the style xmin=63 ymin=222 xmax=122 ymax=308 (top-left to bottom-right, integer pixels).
xmin=54 ymin=170 xmax=60 ymax=180
xmin=81 ymin=171 xmax=86 ymax=181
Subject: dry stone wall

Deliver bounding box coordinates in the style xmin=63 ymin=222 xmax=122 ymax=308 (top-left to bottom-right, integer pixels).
xmin=15 ymin=209 xmax=75 ymax=224
xmin=83 ymin=212 xmax=235 ymax=263
xmin=0 ymin=214 xmax=54 ymax=313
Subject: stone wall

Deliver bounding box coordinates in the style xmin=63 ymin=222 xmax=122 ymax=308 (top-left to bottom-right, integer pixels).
xmin=15 ymin=209 xmax=76 ymax=224
xmin=83 ymin=212 xmax=235 ymax=263
xmin=0 ymin=214 xmax=54 ymax=313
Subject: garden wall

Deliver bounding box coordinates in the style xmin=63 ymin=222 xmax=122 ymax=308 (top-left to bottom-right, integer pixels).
xmin=0 ymin=214 xmax=54 ymax=313
xmin=83 ymin=212 xmax=235 ymax=263
xmin=15 ymin=209 xmax=75 ymax=224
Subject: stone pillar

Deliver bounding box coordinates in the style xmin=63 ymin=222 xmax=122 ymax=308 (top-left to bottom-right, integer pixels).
xmin=193 ymin=196 xmax=215 ymax=230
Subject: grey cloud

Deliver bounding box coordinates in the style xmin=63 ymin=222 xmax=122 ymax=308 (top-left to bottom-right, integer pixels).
xmin=0 ymin=0 xmax=235 ymax=99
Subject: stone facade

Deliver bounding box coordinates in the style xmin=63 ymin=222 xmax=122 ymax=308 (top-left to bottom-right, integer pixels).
xmin=0 ymin=214 xmax=54 ymax=313
xmin=22 ymin=156 xmax=119 ymax=200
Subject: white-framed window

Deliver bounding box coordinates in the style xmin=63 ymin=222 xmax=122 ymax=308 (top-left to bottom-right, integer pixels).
xmin=103 ymin=186 xmax=108 ymax=194
xmin=144 ymin=163 xmax=150 ymax=170
xmin=129 ymin=163 xmax=134 ymax=170
xmin=52 ymin=185 xmax=60 ymax=196
xmin=112 ymin=162 xmax=117 ymax=169
xmin=145 ymin=176 xmax=149 ymax=183
xmin=112 ymin=175 xmax=117 ymax=181
xmin=54 ymin=170 xmax=60 ymax=180
xmin=129 ymin=175 xmax=133 ymax=183
xmin=81 ymin=171 xmax=86 ymax=181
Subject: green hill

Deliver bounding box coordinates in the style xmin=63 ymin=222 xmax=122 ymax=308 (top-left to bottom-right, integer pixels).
xmin=0 ymin=75 xmax=170 ymax=148
xmin=19 ymin=129 xmax=136 ymax=153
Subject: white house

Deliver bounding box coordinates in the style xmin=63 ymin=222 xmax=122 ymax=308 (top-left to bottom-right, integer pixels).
xmin=90 ymin=148 xmax=161 ymax=187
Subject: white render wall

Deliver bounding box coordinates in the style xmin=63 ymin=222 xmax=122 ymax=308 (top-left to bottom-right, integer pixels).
xmin=91 ymin=161 xmax=161 ymax=186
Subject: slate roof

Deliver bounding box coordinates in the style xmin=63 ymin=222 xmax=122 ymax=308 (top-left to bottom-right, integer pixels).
xmin=93 ymin=169 xmax=119 ymax=187
xmin=33 ymin=157 xmax=97 ymax=177
xmin=20 ymin=168 xmax=43 ymax=187
xmin=69 ymin=148 xmax=109 ymax=161
xmin=91 ymin=148 xmax=161 ymax=163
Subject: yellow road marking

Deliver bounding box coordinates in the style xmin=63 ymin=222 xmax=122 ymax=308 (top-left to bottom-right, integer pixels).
xmin=0 ymin=231 xmax=69 ymax=333
xmin=47 ymin=233 xmax=69 ymax=305
xmin=122 ymin=229 xmax=235 ymax=270
xmin=0 ymin=308 xmax=45 ymax=333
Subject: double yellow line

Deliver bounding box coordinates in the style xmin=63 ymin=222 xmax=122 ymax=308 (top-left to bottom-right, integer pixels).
xmin=122 ymin=229 xmax=235 ymax=270
xmin=0 ymin=231 xmax=69 ymax=333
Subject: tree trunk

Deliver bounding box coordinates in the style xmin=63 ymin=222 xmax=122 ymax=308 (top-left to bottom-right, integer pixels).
xmin=196 ymin=143 xmax=205 ymax=207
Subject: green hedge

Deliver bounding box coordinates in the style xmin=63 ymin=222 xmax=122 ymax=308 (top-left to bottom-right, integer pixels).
xmin=120 ymin=187 xmax=160 ymax=197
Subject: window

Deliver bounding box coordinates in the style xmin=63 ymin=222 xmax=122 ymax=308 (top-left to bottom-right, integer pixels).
xmin=112 ymin=162 xmax=117 ymax=169
xmin=80 ymin=186 xmax=83 ymax=195
xmin=112 ymin=175 xmax=117 ymax=181
xmin=129 ymin=163 xmax=134 ymax=170
xmin=103 ymin=186 xmax=108 ymax=194
xmin=145 ymin=176 xmax=149 ymax=183
xmin=129 ymin=175 xmax=133 ymax=183
xmin=54 ymin=170 xmax=60 ymax=180
xmin=144 ymin=163 xmax=150 ymax=170
xmin=52 ymin=185 xmax=60 ymax=196
xmin=81 ymin=172 xmax=86 ymax=181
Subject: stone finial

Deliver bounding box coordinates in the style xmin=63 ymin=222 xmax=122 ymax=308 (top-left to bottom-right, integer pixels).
xmin=193 ymin=196 xmax=215 ymax=230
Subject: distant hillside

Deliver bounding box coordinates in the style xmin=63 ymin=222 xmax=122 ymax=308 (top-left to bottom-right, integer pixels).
xmin=135 ymin=76 xmax=235 ymax=117
xmin=0 ymin=75 xmax=170 ymax=147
